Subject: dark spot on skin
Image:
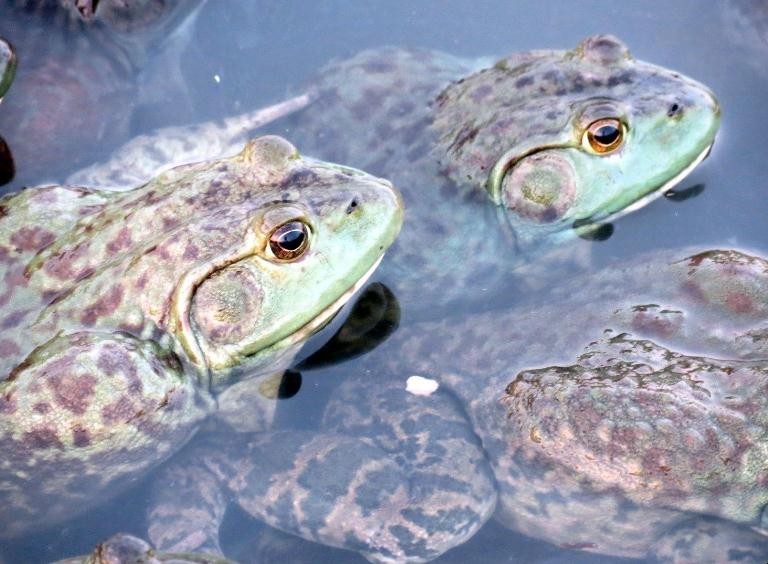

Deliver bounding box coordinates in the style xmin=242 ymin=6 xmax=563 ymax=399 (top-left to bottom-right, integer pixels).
xmin=280 ymin=167 xmax=321 ymax=189
xmin=182 ymin=242 xmax=200 ymax=260
xmin=135 ymin=272 xmax=149 ymax=290
xmin=101 ymin=395 xmax=136 ymax=425
xmin=469 ymin=84 xmax=493 ymax=102
xmin=515 ymin=76 xmax=534 ymax=88
xmin=97 ymin=344 xmax=142 ymax=393
xmin=542 ymin=70 xmax=558 ymax=82
xmin=106 ymin=227 xmax=132 ymax=253
xmin=546 ymin=111 xmax=559 ymax=120
xmin=23 ymin=428 xmax=63 ymax=450
xmin=725 ymin=292 xmax=754 ymax=314
xmin=80 ymin=284 xmax=124 ymax=326
xmin=162 ymin=216 xmax=180 ymax=230
xmin=555 ymin=88 xmax=567 ymax=96
xmin=33 ymin=402 xmax=51 ymax=414
xmin=72 ymin=425 xmax=91 ymax=447
xmin=48 ymin=371 xmax=97 ymax=415
xmin=607 ymin=71 xmax=634 ymax=87
xmin=0 ymin=338 xmax=20 ymax=356
xmin=10 ymin=226 xmax=56 ymax=252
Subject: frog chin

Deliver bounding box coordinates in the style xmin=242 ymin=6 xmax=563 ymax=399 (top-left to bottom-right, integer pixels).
xmin=593 ymin=141 xmax=714 ymax=226
xmin=250 ymin=254 xmax=385 ymax=359
xmin=205 ymin=254 xmax=386 ymax=383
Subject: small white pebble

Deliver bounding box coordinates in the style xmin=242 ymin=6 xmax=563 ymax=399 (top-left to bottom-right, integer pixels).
xmin=213 ymin=74 xmax=221 ymax=83
xmin=406 ymin=375 xmax=439 ymax=396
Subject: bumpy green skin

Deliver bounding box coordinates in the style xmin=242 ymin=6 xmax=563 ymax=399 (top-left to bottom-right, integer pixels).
xmin=278 ymin=35 xmax=720 ymax=309
xmin=0 ymin=135 xmax=402 ymax=538
xmin=0 ymin=37 xmax=15 ymax=100
xmin=144 ymin=249 xmax=768 ymax=562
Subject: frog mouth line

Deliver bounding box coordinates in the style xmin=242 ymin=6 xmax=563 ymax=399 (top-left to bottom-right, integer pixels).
xmin=256 ymin=254 xmax=385 ymax=356
xmin=573 ymin=141 xmax=714 ymax=229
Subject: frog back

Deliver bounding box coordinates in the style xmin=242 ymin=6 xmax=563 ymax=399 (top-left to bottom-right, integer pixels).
xmin=0 ymin=186 xmax=116 ymax=370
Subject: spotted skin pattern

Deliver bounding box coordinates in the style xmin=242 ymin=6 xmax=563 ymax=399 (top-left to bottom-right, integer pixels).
xmin=278 ymin=35 xmax=720 ymax=312
xmin=144 ymin=249 xmax=768 ymax=562
xmin=0 ymin=135 xmax=403 ymax=540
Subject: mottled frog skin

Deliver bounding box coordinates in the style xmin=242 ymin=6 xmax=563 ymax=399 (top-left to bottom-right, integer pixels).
xmin=145 ymin=248 xmax=768 ymax=562
xmin=278 ymin=35 xmax=720 ymax=311
xmin=0 ymin=135 xmax=403 ymax=539
xmin=71 ymin=36 xmax=721 ymax=314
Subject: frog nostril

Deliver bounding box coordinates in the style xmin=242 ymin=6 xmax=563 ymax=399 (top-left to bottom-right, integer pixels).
xmin=345 ymin=198 xmax=359 ymax=214
xmin=667 ymin=103 xmax=683 ymax=118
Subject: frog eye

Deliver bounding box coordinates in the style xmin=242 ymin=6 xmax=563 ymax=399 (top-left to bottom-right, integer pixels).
xmin=583 ymin=118 xmax=624 ymax=154
xmin=268 ymin=220 xmax=311 ymax=261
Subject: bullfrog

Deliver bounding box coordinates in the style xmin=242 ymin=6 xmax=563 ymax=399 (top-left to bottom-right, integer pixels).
xmin=0 ymin=135 xmax=403 ymax=543
xmin=73 ymin=35 xmax=721 ymax=315
xmin=142 ymin=247 xmax=768 ymax=562
xmin=276 ymin=35 xmax=721 ymax=312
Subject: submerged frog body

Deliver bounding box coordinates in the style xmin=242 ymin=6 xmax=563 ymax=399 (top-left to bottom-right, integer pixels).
xmin=0 ymin=135 xmax=402 ymax=539
xmin=144 ymin=248 xmax=768 ymax=562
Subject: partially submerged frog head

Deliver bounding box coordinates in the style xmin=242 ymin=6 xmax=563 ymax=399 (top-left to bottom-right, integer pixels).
xmin=433 ymin=35 xmax=720 ymax=244
xmin=165 ymin=136 xmax=403 ymax=386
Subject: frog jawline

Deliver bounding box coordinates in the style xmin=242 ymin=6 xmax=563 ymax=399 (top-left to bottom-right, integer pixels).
xmin=596 ymin=142 xmax=713 ymax=226
xmin=243 ymin=254 xmax=385 ymax=364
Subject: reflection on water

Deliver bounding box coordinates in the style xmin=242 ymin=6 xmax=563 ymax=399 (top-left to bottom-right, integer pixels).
xmin=1 ymin=1 xmax=768 ymax=562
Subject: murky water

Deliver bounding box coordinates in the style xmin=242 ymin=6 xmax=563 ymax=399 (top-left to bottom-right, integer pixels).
xmin=1 ymin=1 xmax=767 ymax=562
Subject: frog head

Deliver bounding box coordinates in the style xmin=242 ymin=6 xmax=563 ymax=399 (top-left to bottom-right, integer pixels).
xmin=164 ymin=136 xmax=403 ymax=386
xmin=432 ymin=35 xmax=720 ymax=247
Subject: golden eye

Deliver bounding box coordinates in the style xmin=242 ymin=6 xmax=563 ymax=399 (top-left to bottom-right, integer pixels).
xmin=269 ymin=220 xmax=310 ymax=261
xmin=584 ymin=118 xmax=624 ymax=154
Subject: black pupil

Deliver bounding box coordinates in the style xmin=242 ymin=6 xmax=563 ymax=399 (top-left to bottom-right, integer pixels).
xmin=278 ymin=226 xmax=305 ymax=251
xmin=594 ymin=124 xmax=620 ymax=145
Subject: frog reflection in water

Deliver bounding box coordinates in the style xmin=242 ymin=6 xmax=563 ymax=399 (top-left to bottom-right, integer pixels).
xmin=144 ymin=248 xmax=768 ymax=562
xmin=0 ymin=135 xmax=403 ymax=540
xmin=74 ymin=35 xmax=720 ymax=314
